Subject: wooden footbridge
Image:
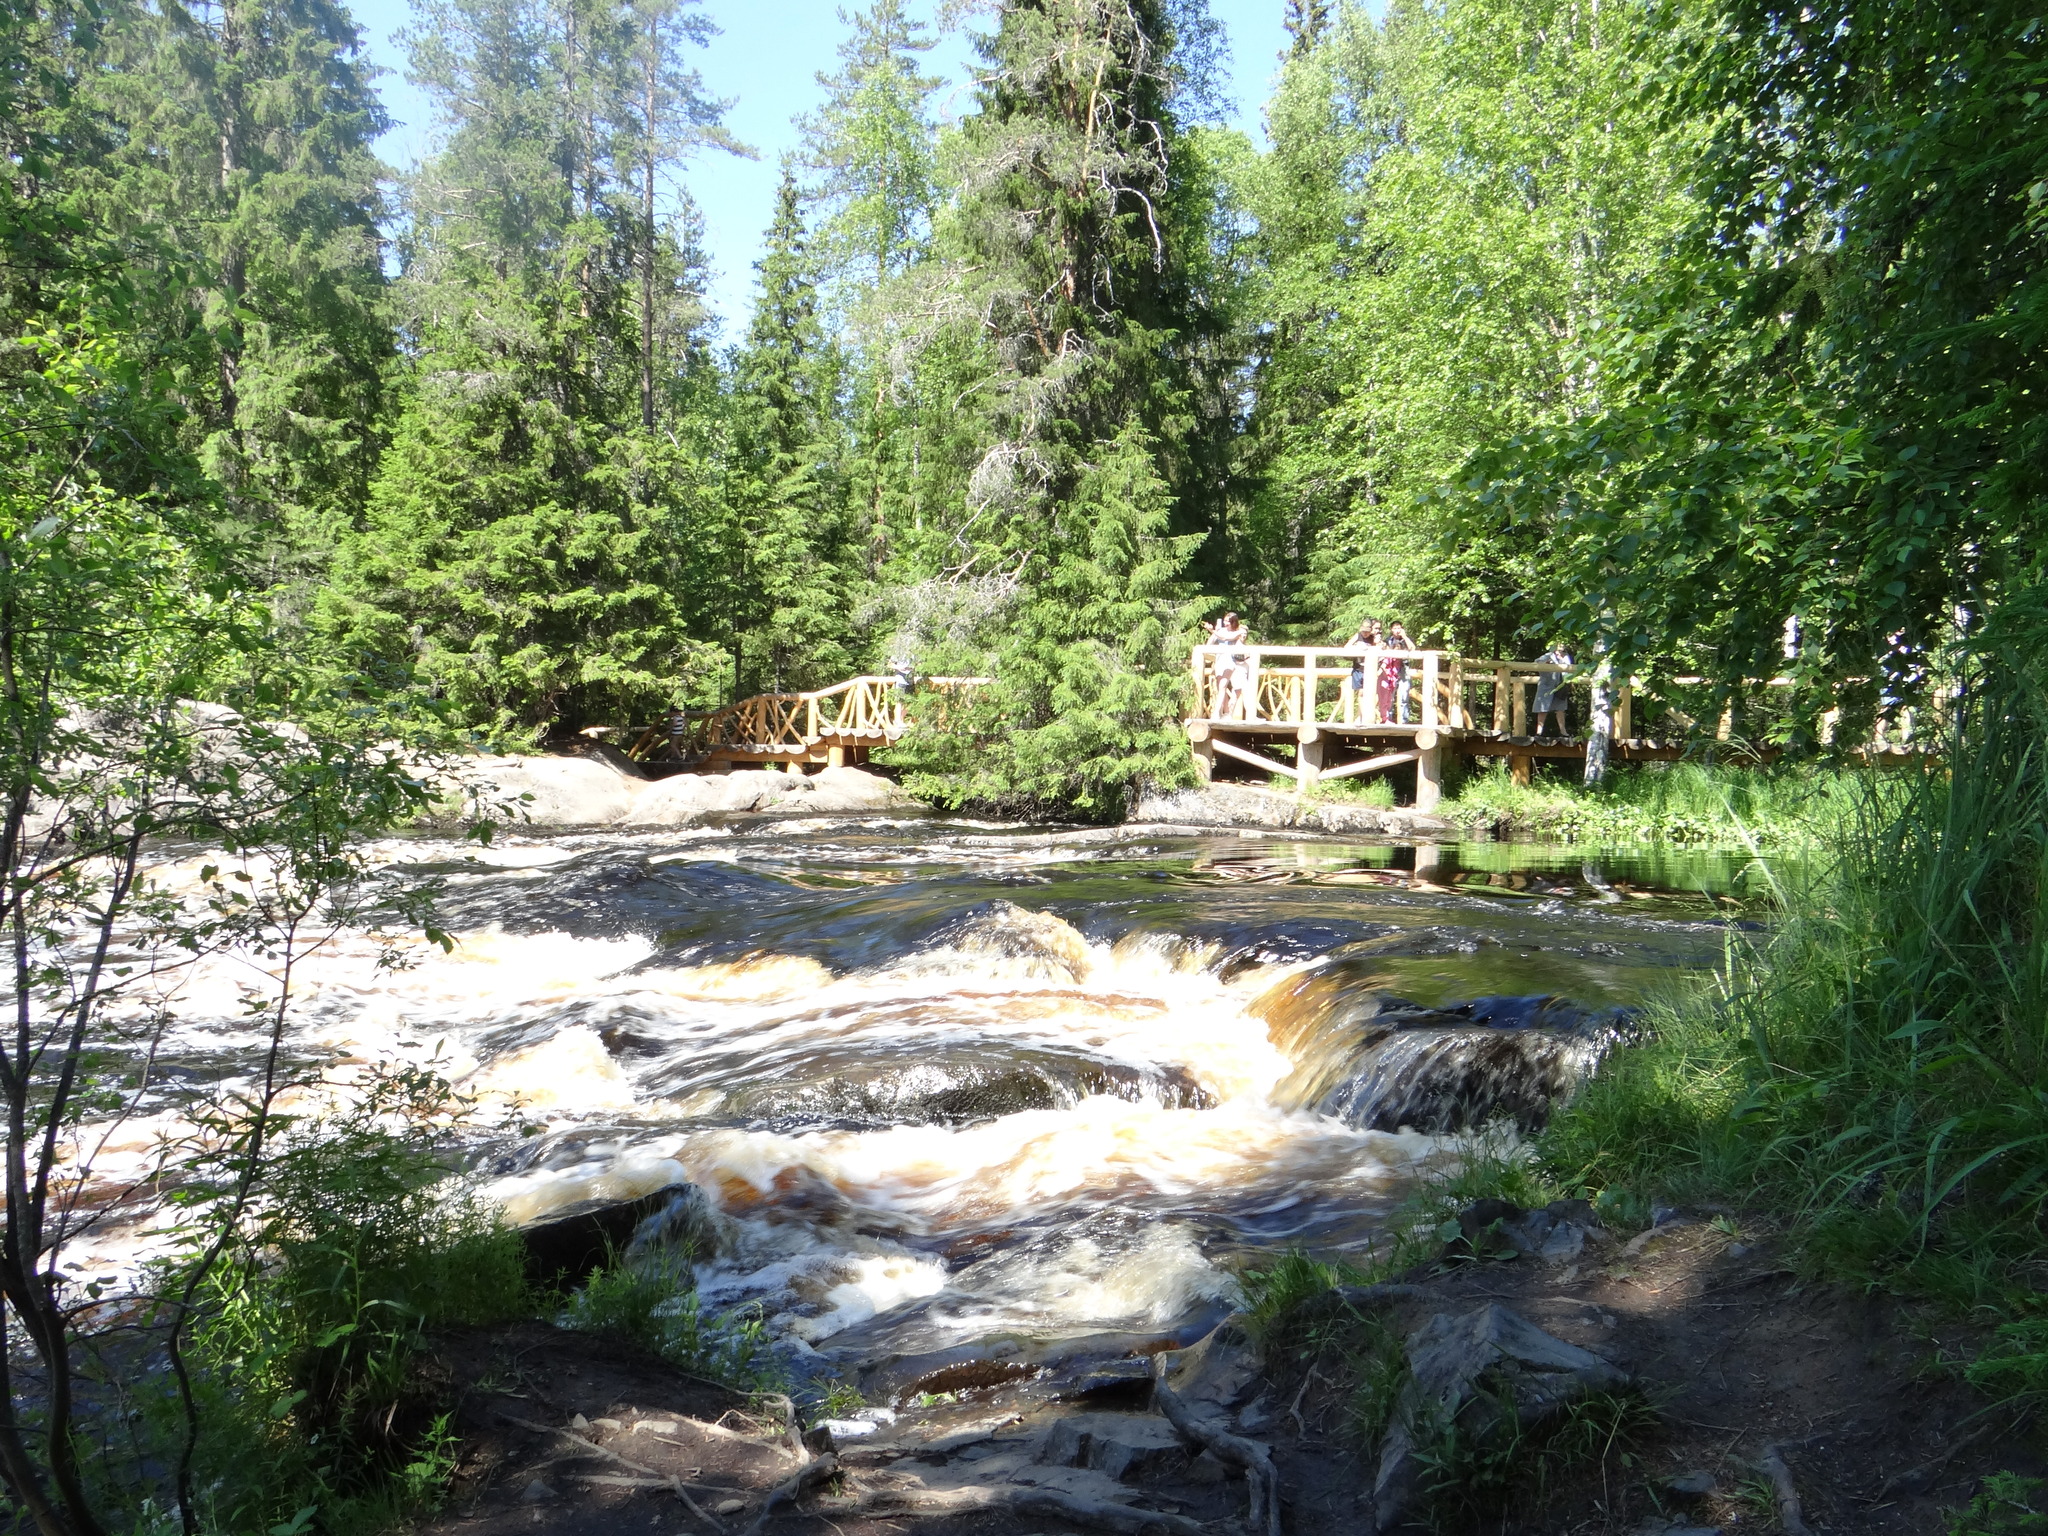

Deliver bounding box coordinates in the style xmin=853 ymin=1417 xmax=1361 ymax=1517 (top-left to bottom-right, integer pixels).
xmin=627 ymin=674 xmax=988 ymax=772
xmin=615 ymin=647 xmax=1932 ymax=801
xmin=1187 ymin=645 xmax=1939 ymax=810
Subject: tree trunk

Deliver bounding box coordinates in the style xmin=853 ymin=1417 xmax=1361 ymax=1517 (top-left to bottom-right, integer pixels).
xmin=1584 ymin=679 xmax=1612 ymax=785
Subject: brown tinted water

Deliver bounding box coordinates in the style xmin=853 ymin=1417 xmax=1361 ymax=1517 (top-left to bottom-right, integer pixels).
xmin=88 ymin=820 xmax=1769 ymax=1386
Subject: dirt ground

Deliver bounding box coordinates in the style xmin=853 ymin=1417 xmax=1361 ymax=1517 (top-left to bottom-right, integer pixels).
xmin=419 ymin=1216 xmax=2039 ymax=1536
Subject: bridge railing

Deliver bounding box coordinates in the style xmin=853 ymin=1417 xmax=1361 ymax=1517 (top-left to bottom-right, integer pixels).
xmin=1194 ymin=645 xmax=1473 ymax=728
xmin=1191 ymin=645 xmax=1948 ymax=746
xmin=628 ymin=674 xmax=995 ymax=761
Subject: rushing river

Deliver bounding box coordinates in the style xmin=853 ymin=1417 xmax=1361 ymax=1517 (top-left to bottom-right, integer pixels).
xmin=86 ymin=818 xmax=1761 ymax=1391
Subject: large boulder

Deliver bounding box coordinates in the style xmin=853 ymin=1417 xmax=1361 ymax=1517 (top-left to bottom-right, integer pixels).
xmin=1133 ymin=784 xmax=1302 ymax=829
xmin=1130 ymin=783 xmax=1449 ymax=836
xmin=513 ymin=1181 xmax=727 ymax=1289
xmin=801 ymin=766 xmax=922 ymax=813
xmin=622 ymin=773 xmax=746 ymax=825
xmin=441 ymin=754 xmax=641 ymax=828
xmin=436 ymin=758 xmax=922 ymax=829
xmin=1373 ymin=1304 xmax=1627 ymax=1529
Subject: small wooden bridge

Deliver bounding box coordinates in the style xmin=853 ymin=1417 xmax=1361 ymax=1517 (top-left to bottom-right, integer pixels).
xmin=627 ymin=674 xmax=988 ymax=772
xmin=1187 ymin=645 xmax=1938 ymax=810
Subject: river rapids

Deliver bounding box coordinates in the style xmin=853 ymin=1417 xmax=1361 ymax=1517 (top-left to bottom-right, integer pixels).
xmin=71 ymin=817 xmax=1758 ymax=1393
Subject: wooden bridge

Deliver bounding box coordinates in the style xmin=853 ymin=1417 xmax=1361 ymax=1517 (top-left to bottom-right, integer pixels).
xmin=627 ymin=674 xmax=988 ymax=772
xmin=1187 ymin=645 xmax=1938 ymax=811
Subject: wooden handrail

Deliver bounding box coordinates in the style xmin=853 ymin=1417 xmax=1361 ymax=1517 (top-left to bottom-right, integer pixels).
xmin=630 ymin=673 xmax=994 ymax=762
xmin=1187 ymin=644 xmax=1950 ymax=743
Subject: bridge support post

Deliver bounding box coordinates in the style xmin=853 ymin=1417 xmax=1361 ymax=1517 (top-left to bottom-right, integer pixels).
xmin=827 ymin=745 xmax=845 ymax=769
xmin=1510 ymin=752 xmax=1532 ymax=787
xmin=1296 ymin=725 xmax=1322 ymax=796
xmin=1186 ymin=720 xmax=1214 ymax=782
xmin=1414 ymin=729 xmax=1443 ymax=812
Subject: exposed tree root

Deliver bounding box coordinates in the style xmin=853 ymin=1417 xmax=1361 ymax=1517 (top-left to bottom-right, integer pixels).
xmin=1757 ymin=1443 xmax=1813 ymax=1536
xmin=746 ymin=1452 xmax=839 ymax=1535
xmin=497 ymin=1411 xmax=728 ymax=1531
xmin=836 ymin=1480 xmax=1207 ymax=1536
xmin=1151 ymin=1356 xmax=1282 ymax=1536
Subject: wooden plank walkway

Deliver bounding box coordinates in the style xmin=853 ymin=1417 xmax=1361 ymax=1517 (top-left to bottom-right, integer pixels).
xmin=1186 ymin=645 xmax=1939 ymax=810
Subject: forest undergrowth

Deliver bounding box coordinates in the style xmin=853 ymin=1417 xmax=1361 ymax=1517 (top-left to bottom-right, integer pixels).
xmin=1437 ymin=760 xmax=1873 ymax=850
xmin=1501 ymin=592 xmax=2048 ymax=1421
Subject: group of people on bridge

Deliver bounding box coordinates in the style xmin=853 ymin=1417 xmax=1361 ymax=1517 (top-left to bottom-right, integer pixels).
xmin=1202 ymin=612 xmax=1425 ymax=725
xmin=1201 ymin=614 xmax=1579 ymax=737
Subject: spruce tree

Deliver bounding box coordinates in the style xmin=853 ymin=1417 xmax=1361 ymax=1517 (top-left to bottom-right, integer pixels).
xmin=317 ymin=0 xmax=739 ymax=738
xmin=798 ymin=0 xmax=942 ymax=298
xmin=78 ymin=0 xmax=393 ymax=595
xmin=726 ymin=168 xmax=851 ymax=695
xmin=893 ymin=0 xmax=1218 ymax=815
xmin=797 ymin=0 xmax=944 ymax=579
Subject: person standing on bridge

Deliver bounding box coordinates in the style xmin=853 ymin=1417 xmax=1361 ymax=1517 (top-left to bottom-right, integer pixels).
xmin=1386 ymin=621 xmax=1417 ymax=724
xmin=1342 ymin=619 xmax=1379 ymax=723
xmin=1532 ymin=645 xmax=1573 ymax=737
xmin=1376 ymin=622 xmax=1410 ymax=724
xmin=1204 ymin=612 xmax=1252 ymax=720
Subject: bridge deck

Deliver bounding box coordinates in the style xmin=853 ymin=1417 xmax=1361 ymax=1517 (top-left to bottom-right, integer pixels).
xmin=1186 ymin=645 xmax=1940 ymax=809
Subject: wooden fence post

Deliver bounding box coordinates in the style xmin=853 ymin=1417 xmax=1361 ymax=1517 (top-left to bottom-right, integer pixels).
xmin=1493 ymin=666 xmax=1510 ymax=733
xmin=1415 ymin=733 xmax=1443 ymax=811
xmin=1297 ymin=725 xmax=1322 ymax=796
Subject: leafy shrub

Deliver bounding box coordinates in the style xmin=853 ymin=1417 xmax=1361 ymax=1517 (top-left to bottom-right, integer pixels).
xmin=155 ymin=1068 xmax=529 ymax=1536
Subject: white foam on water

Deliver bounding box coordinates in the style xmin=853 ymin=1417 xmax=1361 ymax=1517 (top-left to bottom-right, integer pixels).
xmin=55 ymin=833 xmax=1500 ymax=1353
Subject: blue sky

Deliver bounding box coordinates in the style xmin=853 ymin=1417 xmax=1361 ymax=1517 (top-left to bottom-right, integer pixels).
xmin=345 ymin=0 xmax=1297 ymax=329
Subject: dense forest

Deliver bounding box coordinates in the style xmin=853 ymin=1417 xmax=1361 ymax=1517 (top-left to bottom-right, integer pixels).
xmin=1 ymin=0 xmax=2040 ymax=816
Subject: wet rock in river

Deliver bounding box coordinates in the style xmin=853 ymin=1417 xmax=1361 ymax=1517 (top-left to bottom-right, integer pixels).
xmin=709 ymin=1046 xmax=1216 ymax=1127
xmin=514 ymin=1180 xmax=724 ymax=1288
xmin=1373 ymin=1303 xmax=1627 ymax=1530
xmin=923 ymin=899 xmax=1094 ymax=982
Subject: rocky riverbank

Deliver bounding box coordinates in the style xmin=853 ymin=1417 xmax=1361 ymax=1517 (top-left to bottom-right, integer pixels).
xmin=420 ymin=1191 xmax=2031 ymax=1536
xmin=1131 ymin=783 xmax=1453 ymax=839
xmin=430 ymin=752 xmax=924 ymax=829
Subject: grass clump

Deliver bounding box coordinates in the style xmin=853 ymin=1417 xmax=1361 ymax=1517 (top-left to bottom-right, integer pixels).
xmin=1411 ymin=1384 xmax=1659 ymax=1531
xmin=1534 ymin=584 xmax=2048 ymax=1408
xmin=562 ymin=1260 xmax=788 ymax=1394
xmin=1443 ymin=759 xmax=1869 ymax=849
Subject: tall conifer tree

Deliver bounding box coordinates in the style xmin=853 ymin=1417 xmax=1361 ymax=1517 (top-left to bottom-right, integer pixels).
xmin=893 ymin=0 xmax=1221 ymax=815
xmin=80 ymin=0 xmax=393 ymax=592
xmin=727 ymin=168 xmax=851 ymax=694
xmin=318 ymin=0 xmax=739 ymax=737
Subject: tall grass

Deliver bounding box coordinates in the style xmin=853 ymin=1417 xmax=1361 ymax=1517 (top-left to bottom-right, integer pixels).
xmin=1541 ymin=591 xmax=2048 ymax=1398
xmin=1445 ymin=759 xmax=1873 ymax=848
